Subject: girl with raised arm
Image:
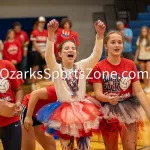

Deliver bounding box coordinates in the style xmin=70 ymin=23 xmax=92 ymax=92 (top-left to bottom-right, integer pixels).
xmin=24 ymin=19 xmax=105 ymax=150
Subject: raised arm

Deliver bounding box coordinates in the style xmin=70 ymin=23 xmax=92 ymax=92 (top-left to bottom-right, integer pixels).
xmin=45 ymin=19 xmax=59 ymax=72
xmin=79 ymin=20 xmax=106 ymax=74
xmin=24 ymin=88 xmax=51 ymax=130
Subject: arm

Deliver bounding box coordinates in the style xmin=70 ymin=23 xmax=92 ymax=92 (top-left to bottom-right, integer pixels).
xmin=78 ymin=21 xmax=105 ymax=75
xmin=135 ymin=48 xmax=140 ymax=62
xmin=132 ymin=81 xmax=150 ymax=119
xmin=13 ymin=86 xmax=24 ymax=104
xmin=45 ymin=19 xmax=60 ymax=72
xmin=93 ymin=83 xmax=119 ymax=105
xmin=93 ymin=83 xmax=109 ymax=102
xmin=26 ymin=88 xmax=50 ymax=118
xmin=24 ymin=87 xmax=52 ymax=130
xmin=124 ymin=36 xmax=132 ymax=43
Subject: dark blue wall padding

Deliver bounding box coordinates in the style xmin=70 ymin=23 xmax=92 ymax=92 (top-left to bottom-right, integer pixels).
xmin=0 ymin=16 xmax=67 ymax=41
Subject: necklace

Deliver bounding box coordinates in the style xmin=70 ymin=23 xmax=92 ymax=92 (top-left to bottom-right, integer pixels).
xmin=61 ymin=64 xmax=79 ymax=97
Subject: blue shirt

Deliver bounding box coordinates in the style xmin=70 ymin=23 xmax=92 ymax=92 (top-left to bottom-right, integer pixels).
xmin=123 ymin=28 xmax=133 ymax=53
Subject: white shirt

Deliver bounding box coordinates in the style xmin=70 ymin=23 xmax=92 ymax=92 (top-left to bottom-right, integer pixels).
xmin=46 ymin=36 xmax=103 ymax=102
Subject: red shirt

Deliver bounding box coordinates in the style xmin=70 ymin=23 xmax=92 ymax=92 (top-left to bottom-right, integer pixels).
xmin=22 ymin=86 xmax=57 ymax=117
xmin=15 ymin=30 xmax=29 ymax=54
xmin=30 ymin=29 xmax=48 ymax=53
xmin=3 ymin=40 xmax=22 ymax=63
xmin=15 ymin=30 xmax=29 ymax=46
xmin=55 ymin=28 xmax=79 ymax=55
xmin=0 ymin=60 xmax=24 ymax=127
xmin=89 ymin=58 xmax=139 ymax=100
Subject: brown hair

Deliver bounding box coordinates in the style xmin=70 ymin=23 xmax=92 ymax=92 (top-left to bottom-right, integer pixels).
xmin=58 ymin=39 xmax=77 ymax=53
xmin=13 ymin=22 xmax=22 ymax=28
xmin=5 ymin=29 xmax=14 ymax=41
xmin=60 ymin=18 xmax=72 ymax=29
xmin=138 ymin=26 xmax=150 ymax=48
xmin=104 ymin=30 xmax=124 ymax=46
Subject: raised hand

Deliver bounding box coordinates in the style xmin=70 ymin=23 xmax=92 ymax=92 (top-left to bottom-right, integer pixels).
xmin=94 ymin=20 xmax=106 ymax=39
xmin=47 ymin=19 xmax=59 ymax=41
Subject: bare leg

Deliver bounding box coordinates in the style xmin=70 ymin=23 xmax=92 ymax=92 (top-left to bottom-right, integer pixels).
xmin=34 ymin=125 xmax=56 ymax=150
xmin=60 ymin=138 xmax=74 ymax=150
xmin=121 ymin=123 xmax=137 ymax=150
xmin=22 ymin=126 xmax=36 ymax=150
xmin=101 ymin=128 xmax=119 ymax=150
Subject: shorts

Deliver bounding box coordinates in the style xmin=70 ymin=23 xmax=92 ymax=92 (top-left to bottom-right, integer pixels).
xmin=21 ymin=105 xmax=42 ymax=126
xmin=138 ymin=58 xmax=150 ymax=63
xmin=31 ymin=51 xmax=46 ymax=66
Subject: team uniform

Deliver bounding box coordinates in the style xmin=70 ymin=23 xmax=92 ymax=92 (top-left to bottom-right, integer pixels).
xmin=21 ymin=86 xmax=57 ymax=126
xmin=3 ymin=40 xmax=22 ymax=70
xmin=0 ymin=60 xmax=24 ymax=150
xmin=30 ymin=29 xmax=48 ymax=66
xmin=89 ymin=58 xmax=144 ymax=134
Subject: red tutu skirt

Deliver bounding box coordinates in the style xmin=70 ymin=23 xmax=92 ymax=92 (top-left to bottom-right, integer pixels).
xmin=45 ymin=97 xmax=102 ymax=137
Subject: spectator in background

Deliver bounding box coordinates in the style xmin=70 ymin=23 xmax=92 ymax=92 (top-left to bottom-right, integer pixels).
xmin=13 ymin=22 xmax=29 ymax=84
xmin=3 ymin=29 xmax=22 ymax=70
xmin=116 ymin=21 xmax=134 ymax=60
xmin=135 ymin=26 xmax=150 ymax=93
xmin=55 ymin=18 xmax=79 ymax=62
xmin=0 ymin=40 xmax=3 ymax=60
xmin=30 ymin=16 xmax=48 ymax=91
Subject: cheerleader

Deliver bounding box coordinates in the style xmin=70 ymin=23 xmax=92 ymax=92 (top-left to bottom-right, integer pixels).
xmin=24 ymin=19 xmax=105 ymax=150
xmin=22 ymin=85 xmax=57 ymax=150
xmin=89 ymin=30 xmax=150 ymax=150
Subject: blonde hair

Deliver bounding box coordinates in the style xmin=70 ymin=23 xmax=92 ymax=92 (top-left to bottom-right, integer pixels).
xmin=5 ymin=29 xmax=14 ymax=41
xmin=138 ymin=26 xmax=150 ymax=49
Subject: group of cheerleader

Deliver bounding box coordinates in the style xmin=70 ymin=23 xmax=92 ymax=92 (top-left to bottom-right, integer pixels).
xmin=0 ymin=19 xmax=150 ymax=150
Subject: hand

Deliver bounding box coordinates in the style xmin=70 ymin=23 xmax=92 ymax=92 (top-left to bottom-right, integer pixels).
xmin=94 ymin=20 xmax=106 ymax=39
xmin=47 ymin=19 xmax=59 ymax=40
xmin=14 ymin=102 xmax=22 ymax=116
xmin=11 ymin=60 xmax=17 ymax=65
xmin=107 ymin=93 xmax=119 ymax=105
xmin=24 ymin=116 xmax=33 ymax=131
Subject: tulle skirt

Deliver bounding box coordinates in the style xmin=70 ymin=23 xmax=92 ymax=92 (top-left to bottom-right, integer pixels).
xmin=100 ymin=96 xmax=145 ymax=135
xmin=37 ymin=96 xmax=102 ymax=138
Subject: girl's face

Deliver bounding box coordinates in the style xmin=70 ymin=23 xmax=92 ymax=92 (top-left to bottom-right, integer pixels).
xmin=141 ymin=28 xmax=148 ymax=37
xmin=59 ymin=41 xmax=77 ymax=64
xmin=63 ymin=22 xmax=70 ymax=30
xmin=105 ymin=33 xmax=124 ymax=56
xmin=8 ymin=31 xmax=15 ymax=39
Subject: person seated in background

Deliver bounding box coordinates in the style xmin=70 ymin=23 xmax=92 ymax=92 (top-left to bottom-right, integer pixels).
xmin=116 ymin=21 xmax=134 ymax=61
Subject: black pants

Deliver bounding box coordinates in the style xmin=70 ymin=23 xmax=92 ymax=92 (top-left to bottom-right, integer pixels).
xmin=0 ymin=121 xmax=22 ymax=150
